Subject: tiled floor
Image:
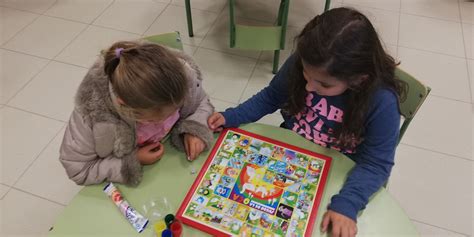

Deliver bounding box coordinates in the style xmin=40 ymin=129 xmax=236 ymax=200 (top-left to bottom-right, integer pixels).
xmin=0 ymin=0 xmax=472 ymax=236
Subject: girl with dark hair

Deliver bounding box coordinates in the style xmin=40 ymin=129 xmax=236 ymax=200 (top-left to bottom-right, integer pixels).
xmin=208 ymin=7 xmax=406 ymax=236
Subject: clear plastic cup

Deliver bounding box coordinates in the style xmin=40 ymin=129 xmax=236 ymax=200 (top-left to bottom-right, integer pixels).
xmin=141 ymin=196 xmax=173 ymax=223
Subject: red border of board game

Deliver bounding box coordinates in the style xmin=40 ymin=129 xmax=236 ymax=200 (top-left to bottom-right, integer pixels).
xmin=176 ymin=128 xmax=332 ymax=237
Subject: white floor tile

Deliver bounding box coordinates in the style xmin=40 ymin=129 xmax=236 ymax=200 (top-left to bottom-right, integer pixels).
xmin=0 ymin=189 xmax=64 ymax=236
xmin=463 ymin=23 xmax=473 ymax=59
xmin=342 ymin=0 xmax=401 ymax=12
xmin=259 ymin=26 xmax=300 ymax=64
xmin=1 ymin=107 xmax=64 ymax=185
xmin=194 ymin=48 xmax=256 ymax=104
xmin=287 ymin=0 xmax=326 ymax=27
xmin=0 ymin=0 xmax=56 ymax=14
xmin=413 ymin=221 xmax=468 ymax=237
xmin=401 ymin=0 xmax=460 ymax=22
xmin=0 ymin=49 xmax=49 ymax=104
xmin=210 ymin=97 xmax=237 ymax=112
xmin=171 ymin=0 xmax=227 ymax=13
xmin=0 ymin=184 xmax=10 ymax=199
xmin=93 ymin=0 xmax=167 ymax=35
xmin=44 ymin=0 xmax=113 ymax=24
xmin=55 ymin=25 xmax=140 ymax=67
xmin=232 ymin=0 xmax=279 ymax=24
xmin=399 ymin=14 xmax=465 ymax=57
xmin=240 ymin=60 xmax=274 ymax=102
xmin=3 ymin=16 xmax=87 ymax=59
xmin=182 ymin=43 xmax=198 ymax=56
xmin=8 ymin=62 xmax=87 ymax=121
xmin=200 ymin=13 xmax=265 ymax=59
xmin=0 ymin=7 xmax=39 ymax=45
xmin=386 ymin=44 xmax=398 ymax=59
xmin=145 ymin=5 xmax=219 ymax=46
xmin=344 ymin=4 xmax=400 ymax=45
xmin=398 ymin=47 xmax=471 ymax=103
xmin=389 ymin=145 xmax=473 ymax=236
xmin=460 ymin=1 xmax=474 ymax=24
xmin=468 ymin=59 xmax=474 ymax=103
xmin=400 ymin=95 xmax=472 ymax=159
xmin=16 ymin=128 xmax=82 ymax=206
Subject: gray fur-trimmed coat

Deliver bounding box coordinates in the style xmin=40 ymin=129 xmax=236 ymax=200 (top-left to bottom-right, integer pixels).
xmin=59 ymin=46 xmax=214 ymax=186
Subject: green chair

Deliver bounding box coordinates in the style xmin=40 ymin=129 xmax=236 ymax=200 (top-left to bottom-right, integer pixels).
xmin=396 ymin=68 xmax=431 ymax=144
xmin=144 ymin=31 xmax=184 ymax=51
xmin=384 ymin=68 xmax=430 ymax=188
xmin=184 ymin=0 xmax=332 ymax=74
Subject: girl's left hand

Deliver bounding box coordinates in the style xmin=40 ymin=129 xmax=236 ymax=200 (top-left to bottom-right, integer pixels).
xmin=321 ymin=210 xmax=357 ymax=237
xmin=184 ymin=134 xmax=206 ymax=161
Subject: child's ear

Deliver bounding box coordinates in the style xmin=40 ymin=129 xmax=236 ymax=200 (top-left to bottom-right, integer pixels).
xmin=350 ymin=74 xmax=369 ymax=87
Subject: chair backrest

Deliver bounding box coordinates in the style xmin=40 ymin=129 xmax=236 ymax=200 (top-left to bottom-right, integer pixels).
xmin=144 ymin=32 xmax=184 ymax=51
xmin=395 ymin=68 xmax=431 ymax=143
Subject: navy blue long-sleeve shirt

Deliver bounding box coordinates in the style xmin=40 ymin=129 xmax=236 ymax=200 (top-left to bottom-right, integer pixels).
xmin=221 ymin=55 xmax=400 ymax=221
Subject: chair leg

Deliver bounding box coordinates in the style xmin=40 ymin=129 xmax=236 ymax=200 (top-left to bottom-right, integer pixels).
xmin=273 ymin=0 xmax=289 ymax=73
xmin=273 ymin=50 xmax=280 ymax=74
xmin=324 ymin=0 xmax=331 ymax=11
xmin=185 ymin=0 xmax=194 ymax=37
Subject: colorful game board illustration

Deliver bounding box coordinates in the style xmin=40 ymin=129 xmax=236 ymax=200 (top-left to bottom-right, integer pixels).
xmin=177 ymin=128 xmax=332 ymax=237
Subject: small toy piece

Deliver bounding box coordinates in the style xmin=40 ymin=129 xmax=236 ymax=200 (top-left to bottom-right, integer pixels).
xmin=164 ymin=214 xmax=175 ymax=228
xmin=170 ymin=220 xmax=183 ymax=237
xmin=153 ymin=220 xmax=167 ymax=236
xmin=161 ymin=229 xmax=172 ymax=237
xmin=190 ymin=165 xmax=196 ymax=174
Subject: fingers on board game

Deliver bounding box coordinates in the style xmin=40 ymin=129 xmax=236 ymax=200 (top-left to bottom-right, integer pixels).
xmin=177 ymin=128 xmax=331 ymax=237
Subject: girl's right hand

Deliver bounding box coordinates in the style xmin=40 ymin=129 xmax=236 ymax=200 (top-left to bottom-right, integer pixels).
xmin=137 ymin=143 xmax=164 ymax=165
xmin=207 ymin=112 xmax=226 ymax=132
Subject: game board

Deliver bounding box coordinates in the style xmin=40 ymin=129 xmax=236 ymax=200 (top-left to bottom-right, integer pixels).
xmin=177 ymin=128 xmax=332 ymax=237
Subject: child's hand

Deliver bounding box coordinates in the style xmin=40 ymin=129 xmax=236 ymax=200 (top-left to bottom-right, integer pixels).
xmin=207 ymin=112 xmax=225 ymax=132
xmin=137 ymin=143 xmax=164 ymax=165
xmin=184 ymin=134 xmax=205 ymax=161
xmin=321 ymin=210 xmax=357 ymax=237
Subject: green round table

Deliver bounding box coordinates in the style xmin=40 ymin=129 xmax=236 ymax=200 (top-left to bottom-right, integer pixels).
xmin=48 ymin=123 xmax=418 ymax=237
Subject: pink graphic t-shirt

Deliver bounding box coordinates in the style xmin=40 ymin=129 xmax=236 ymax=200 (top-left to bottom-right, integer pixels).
xmin=288 ymin=92 xmax=357 ymax=154
xmin=136 ymin=110 xmax=180 ymax=146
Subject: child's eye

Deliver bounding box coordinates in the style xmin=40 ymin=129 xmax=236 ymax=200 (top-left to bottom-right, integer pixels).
xmin=314 ymin=80 xmax=331 ymax=88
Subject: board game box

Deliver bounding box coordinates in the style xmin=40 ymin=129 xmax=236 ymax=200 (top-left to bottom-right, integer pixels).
xmin=176 ymin=128 xmax=332 ymax=237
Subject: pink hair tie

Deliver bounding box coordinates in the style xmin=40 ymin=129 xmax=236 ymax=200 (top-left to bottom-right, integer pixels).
xmin=114 ymin=48 xmax=124 ymax=58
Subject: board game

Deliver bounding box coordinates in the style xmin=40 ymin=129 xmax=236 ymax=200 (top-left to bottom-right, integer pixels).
xmin=176 ymin=128 xmax=332 ymax=237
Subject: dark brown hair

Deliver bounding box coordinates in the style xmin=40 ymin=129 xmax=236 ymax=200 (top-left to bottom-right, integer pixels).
xmin=103 ymin=41 xmax=187 ymax=117
xmin=284 ymin=7 xmax=407 ymax=149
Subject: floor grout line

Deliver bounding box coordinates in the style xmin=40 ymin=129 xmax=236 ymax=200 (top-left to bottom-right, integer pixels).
xmin=10 ymin=124 xmax=67 ymax=198
xmin=398 ymin=142 xmax=473 ymax=162
xmin=427 ymin=94 xmax=472 ymax=105
xmin=397 ymin=45 xmax=470 ymax=60
xmin=344 ymin=1 xmax=474 ymax=26
xmin=168 ymin=2 xmax=227 ymax=14
xmin=3 ymin=105 xmax=68 ymax=123
xmin=3 ymin=60 xmax=53 ymax=105
xmin=458 ymin=0 xmax=473 ymax=104
xmin=0 ymin=7 xmax=42 ymax=47
xmin=10 ymin=187 xmax=67 ymax=207
xmin=396 ymin=0 xmax=401 ymax=59
xmin=195 ymin=3 xmax=230 ymax=49
xmin=237 ymin=56 xmax=260 ymax=104
xmin=411 ymin=219 xmax=470 ymax=237
xmin=141 ymin=2 xmax=170 ymax=37
xmin=0 ymin=0 xmax=57 ymax=15
xmin=90 ymin=0 xmax=116 ymax=24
